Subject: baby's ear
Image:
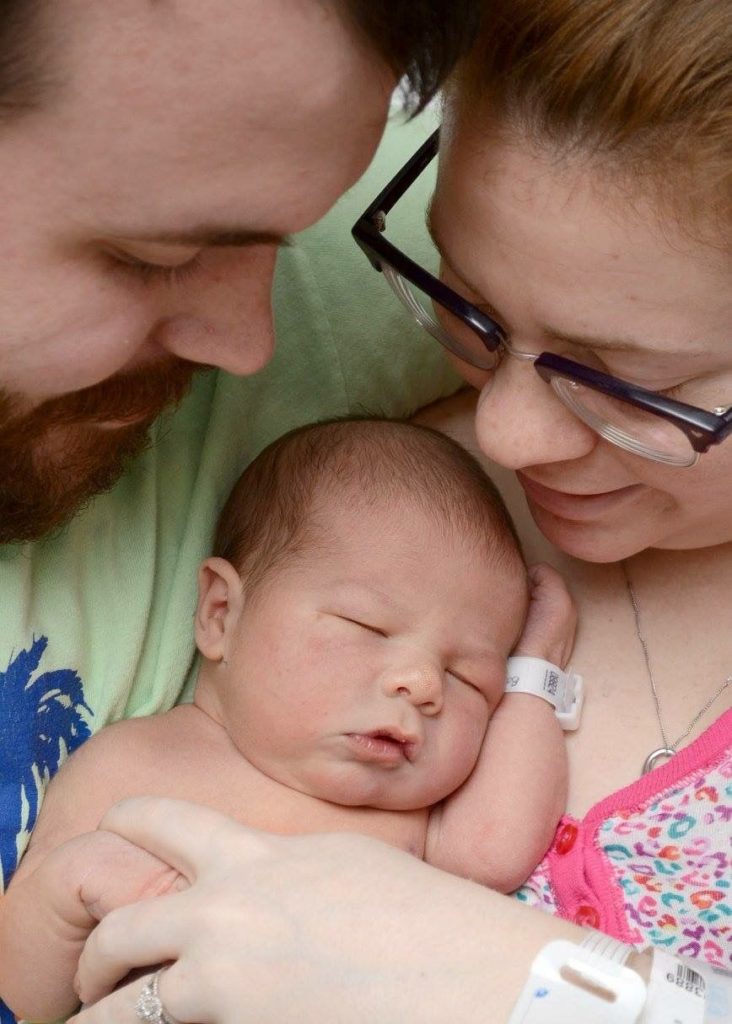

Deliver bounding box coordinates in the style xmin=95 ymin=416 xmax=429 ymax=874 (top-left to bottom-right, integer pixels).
xmin=195 ymin=557 xmax=244 ymax=661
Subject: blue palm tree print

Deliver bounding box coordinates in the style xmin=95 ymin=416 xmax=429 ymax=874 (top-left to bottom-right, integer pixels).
xmin=1 ymin=635 xmax=93 ymax=886
xmin=1 ymin=635 xmax=93 ymax=1022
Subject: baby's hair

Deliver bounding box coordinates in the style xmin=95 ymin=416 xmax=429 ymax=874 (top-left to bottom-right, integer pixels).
xmin=213 ymin=418 xmax=523 ymax=588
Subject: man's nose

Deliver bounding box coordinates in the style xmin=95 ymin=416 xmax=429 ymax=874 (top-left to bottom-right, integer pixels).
xmin=154 ymin=310 xmax=275 ymax=376
xmin=153 ymin=246 xmax=277 ymax=376
xmin=474 ymin=356 xmax=597 ymax=470
xmin=381 ymin=659 xmax=444 ymax=715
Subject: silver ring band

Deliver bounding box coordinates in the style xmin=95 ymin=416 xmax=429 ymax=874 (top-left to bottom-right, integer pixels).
xmin=134 ymin=967 xmax=179 ymax=1024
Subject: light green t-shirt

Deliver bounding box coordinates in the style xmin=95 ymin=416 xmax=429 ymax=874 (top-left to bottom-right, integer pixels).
xmin=0 ymin=111 xmax=451 ymax=891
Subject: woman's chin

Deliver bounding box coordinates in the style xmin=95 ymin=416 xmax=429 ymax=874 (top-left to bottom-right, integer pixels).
xmin=527 ymin=502 xmax=652 ymax=563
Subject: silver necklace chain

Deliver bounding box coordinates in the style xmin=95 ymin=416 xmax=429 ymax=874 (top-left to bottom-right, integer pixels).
xmin=622 ymin=561 xmax=732 ymax=774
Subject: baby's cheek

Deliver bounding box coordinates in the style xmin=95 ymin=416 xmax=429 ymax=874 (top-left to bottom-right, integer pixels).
xmin=451 ymin=703 xmax=492 ymax=778
xmin=470 ymin=712 xmax=492 ymax=760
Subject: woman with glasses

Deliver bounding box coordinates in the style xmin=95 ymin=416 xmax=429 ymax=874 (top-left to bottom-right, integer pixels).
xmin=71 ymin=1 xmax=730 ymax=1020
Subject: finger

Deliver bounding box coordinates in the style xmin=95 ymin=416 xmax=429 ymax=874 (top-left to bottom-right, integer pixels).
xmin=67 ymin=973 xmax=142 ymax=1024
xmin=75 ymin=895 xmax=184 ymax=1005
xmin=515 ymin=564 xmax=577 ymax=665
xmin=526 ymin=561 xmax=565 ymax=593
xmin=528 ymin=563 xmax=575 ymax=619
xmin=69 ymin=970 xmax=173 ymax=1024
xmin=98 ymin=797 xmax=252 ymax=880
xmin=527 ymin=561 xmax=551 ymax=585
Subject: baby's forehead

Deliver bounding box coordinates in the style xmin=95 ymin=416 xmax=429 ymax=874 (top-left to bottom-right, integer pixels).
xmin=307 ymin=498 xmax=525 ymax=590
xmin=311 ymin=483 xmax=518 ymax=557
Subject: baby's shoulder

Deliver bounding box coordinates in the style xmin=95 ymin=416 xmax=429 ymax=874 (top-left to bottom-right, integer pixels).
xmin=61 ymin=708 xmax=180 ymax=769
xmin=43 ymin=706 xmax=199 ymax=818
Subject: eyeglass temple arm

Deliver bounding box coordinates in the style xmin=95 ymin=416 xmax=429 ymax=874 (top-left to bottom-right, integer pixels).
xmin=354 ymin=222 xmax=494 ymax=337
xmin=363 ymin=128 xmax=439 ymax=222
xmin=712 ymin=408 xmax=732 ymax=444
xmin=352 ymin=129 xmax=439 ymax=272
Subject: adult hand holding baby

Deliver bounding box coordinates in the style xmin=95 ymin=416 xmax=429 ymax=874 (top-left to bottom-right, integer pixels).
xmin=71 ymin=796 xmax=580 ymax=1023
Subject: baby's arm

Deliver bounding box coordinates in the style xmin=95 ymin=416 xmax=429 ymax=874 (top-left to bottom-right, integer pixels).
xmin=0 ymin=729 xmax=184 ymax=1021
xmin=425 ymin=563 xmax=574 ymax=891
xmin=0 ymin=830 xmax=182 ymax=1020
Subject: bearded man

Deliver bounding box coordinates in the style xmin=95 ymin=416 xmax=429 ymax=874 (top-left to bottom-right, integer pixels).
xmin=0 ymin=2 xmax=472 ymax=1020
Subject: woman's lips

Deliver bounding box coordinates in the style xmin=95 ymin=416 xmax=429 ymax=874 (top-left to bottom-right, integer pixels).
xmin=517 ymin=473 xmax=643 ymax=521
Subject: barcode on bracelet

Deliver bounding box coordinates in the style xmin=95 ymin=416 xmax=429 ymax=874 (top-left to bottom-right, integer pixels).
xmin=666 ymin=963 xmax=706 ymax=1000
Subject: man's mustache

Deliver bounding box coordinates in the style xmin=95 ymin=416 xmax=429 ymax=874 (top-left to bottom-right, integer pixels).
xmin=1 ymin=357 xmax=204 ymax=438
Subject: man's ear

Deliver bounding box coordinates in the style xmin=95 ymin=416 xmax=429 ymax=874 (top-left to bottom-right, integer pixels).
xmin=195 ymin=557 xmax=245 ymax=661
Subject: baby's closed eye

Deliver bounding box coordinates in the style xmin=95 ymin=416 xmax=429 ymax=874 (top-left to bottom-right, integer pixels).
xmin=335 ymin=615 xmax=388 ymax=638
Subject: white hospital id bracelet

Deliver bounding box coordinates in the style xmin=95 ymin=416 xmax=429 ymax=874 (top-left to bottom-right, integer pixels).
xmin=508 ymin=939 xmax=647 ymax=1023
xmin=640 ymin=949 xmax=709 ymax=1024
xmin=505 ymin=656 xmax=584 ymax=730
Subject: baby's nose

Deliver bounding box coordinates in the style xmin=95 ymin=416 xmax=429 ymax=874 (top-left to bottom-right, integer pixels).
xmin=381 ymin=660 xmax=444 ymax=715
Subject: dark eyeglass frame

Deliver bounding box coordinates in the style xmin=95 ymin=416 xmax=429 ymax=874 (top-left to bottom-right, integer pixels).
xmin=352 ymin=128 xmax=732 ymax=460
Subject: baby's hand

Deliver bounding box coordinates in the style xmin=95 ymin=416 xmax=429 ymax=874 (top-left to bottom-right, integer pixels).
xmin=513 ymin=563 xmax=576 ymax=668
xmin=0 ymin=831 xmax=188 ymax=1022
xmin=78 ymin=830 xmax=189 ymax=921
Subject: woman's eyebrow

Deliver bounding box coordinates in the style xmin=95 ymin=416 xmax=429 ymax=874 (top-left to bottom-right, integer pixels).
xmin=425 ymin=201 xmax=505 ymax=322
xmin=425 ymin=203 xmax=688 ymax=358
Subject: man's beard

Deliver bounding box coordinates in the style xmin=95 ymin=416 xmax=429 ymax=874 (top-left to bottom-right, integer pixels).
xmin=0 ymin=359 xmax=202 ymax=544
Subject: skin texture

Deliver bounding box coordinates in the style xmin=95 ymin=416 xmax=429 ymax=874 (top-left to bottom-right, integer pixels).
xmin=6 ymin=5 xmax=731 ymax=1020
xmin=61 ymin=115 xmax=732 ymax=1024
xmin=430 ymin=121 xmax=732 ymax=562
xmin=0 ymin=0 xmax=392 ymax=541
xmin=47 ymin=122 xmax=732 ymax=1024
xmin=70 ymin=799 xmax=588 ymax=1023
xmin=1 ymin=500 xmax=572 ymax=1020
xmin=195 ymin=498 xmax=528 ymax=811
xmin=417 ymin=391 xmax=732 ymax=816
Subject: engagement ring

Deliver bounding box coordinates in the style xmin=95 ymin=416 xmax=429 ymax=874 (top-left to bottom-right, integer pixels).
xmin=134 ymin=967 xmax=179 ymax=1024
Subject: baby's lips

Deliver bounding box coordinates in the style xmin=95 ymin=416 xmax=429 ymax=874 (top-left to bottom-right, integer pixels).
xmin=363 ymin=726 xmax=421 ymax=762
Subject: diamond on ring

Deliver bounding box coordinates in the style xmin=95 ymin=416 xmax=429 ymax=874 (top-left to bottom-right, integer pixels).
xmin=134 ymin=968 xmax=178 ymax=1024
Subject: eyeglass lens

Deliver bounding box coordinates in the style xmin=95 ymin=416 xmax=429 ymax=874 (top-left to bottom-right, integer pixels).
xmin=548 ymin=376 xmax=696 ymax=466
xmin=383 ymin=266 xmax=499 ymax=370
xmin=383 ymin=266 xmax=697 ymax=465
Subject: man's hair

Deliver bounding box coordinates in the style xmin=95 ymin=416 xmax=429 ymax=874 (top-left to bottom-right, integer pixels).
xmin=0 ymin=0 xmax=479 ymax=119
xmin=448 ymin=0 xmax=731 ymax=234
xmin=336 ymin=1 xmax=480 ymax=113
xmin=0 ymin=0 xmax=50 ymax=118
xmin=213 ymin=418 xmax=524 ymax=589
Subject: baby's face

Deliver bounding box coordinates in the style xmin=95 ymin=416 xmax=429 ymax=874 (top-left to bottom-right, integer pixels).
xmin=218 ymin=497 xmax=528 ymax=810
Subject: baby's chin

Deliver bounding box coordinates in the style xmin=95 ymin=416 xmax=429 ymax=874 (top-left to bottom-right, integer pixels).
xmin=298 ymin=771 xmax=456 ymax=812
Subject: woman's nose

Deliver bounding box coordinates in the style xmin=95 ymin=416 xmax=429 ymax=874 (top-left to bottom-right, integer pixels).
xmin=153 ymin=245 xmax=277 ymax=376
xmin=474 ymin=357 xmax=597 ymax=470
xmin=381 ymin=660 xmax=444 ymax=715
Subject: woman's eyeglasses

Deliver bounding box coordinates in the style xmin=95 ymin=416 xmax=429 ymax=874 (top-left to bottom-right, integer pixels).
xmin=352 ymin=129 xmax=732 ymax=468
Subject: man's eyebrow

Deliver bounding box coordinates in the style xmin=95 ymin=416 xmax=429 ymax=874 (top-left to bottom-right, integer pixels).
xmin=425 ymin=203 xmax=681 ymax=358
xmin=118 ymin=227 xmax=291 ymax=248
